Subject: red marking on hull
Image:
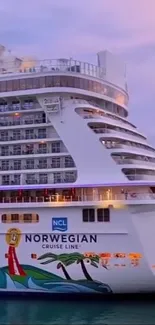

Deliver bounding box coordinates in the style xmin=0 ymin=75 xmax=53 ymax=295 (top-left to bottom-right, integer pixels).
xmin=8 ymin=246 xmax=26 ymax=276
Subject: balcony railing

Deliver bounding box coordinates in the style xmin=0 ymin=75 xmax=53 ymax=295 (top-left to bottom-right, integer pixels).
xmin=0 ymin=104 xmax=41 ymax=113
xmin=125 ymin=174 xmax=155 ymax=181
xmin=0 ymin=59 xmax=105 ymax=79
xmin=0 ymin=163 xmax=75 ymax=171
xmin=104 ymin=142 xmax=155 ymax=153
xmin=1 ymin=176 xmax=77 ymax=185
xmin=114 ymin=158 xmax=155 ymax=166
xmin=1 ymin=150 xmax=57 ymax=156
xmin=0 ymin=192 xmax=155 ymax=204
xmin=0 ymin=135 xmax=47 ymax=142
xmin=0 ymin=119 xmax=46 ymax=127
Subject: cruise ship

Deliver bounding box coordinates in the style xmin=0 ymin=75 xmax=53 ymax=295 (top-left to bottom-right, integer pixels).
xmin=0 ymin=44 xmax=155 ymax=295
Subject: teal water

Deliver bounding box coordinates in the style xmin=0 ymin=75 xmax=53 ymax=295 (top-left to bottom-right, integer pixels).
xmin=0 ymin=299 xmax=155 ymax=324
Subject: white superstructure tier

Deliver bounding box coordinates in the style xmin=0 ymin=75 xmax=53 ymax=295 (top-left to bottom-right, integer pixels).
xmin=0 ymin=46 xmax=154 ymax=188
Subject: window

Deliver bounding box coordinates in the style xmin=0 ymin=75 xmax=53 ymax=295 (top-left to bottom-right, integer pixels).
xmin=54 ymin=172 xmax=61 ymax=183
xmin=13 ymin=130 xmax=20 ymax=140
xmin=25 ymin=144 xmax=34 ymax=154
xmin=23 ymin=214 xmax=38 ymax=222
xmin=1 ymin=214 xmax=7 ymax=223
xmin=38 ymin=143 xmax=47 ymax=154
xmin=26 ymin=173 xmax=36 ymax=184
xmin=13 ymin=145 xmax=21 ymax=155
xmin=64 ymin=171 xmax=76 ymax=182
xmin=35 ymin=113 xmax=45 ymax=124
xmin=1 ymin=131 xmax=8 ymax=141
xmin=1 ymin=145 xmax=9 ymax=156
xmin=2 ymin=175 xmax=10 ymax=185
xmin=14 ymin=160 xmax=21 ymax=170
xmin=38 ymin=159 xmax=47 ymax=169
xmin=0 ymin=76 xmax=128 ymax=108
xmin=65 ymin=156 xmax=74 ymax=167
xmin=11 ymin=214 xmax=19 ymax=222
xmin=14 ymin=174 xmax=20 ymax=185
xmin=46 ymin=76 xmax=53 ymax=87
xmin=1 ymin=213 xmax=39 ymax=223
xmin=19 ymin=79 xmax=26 ymax=90
xmin=1 ymin=160 xmax=9 ymax=170
xmin=26 ymin=78 xmax=33 ymax=89
xmin=38 ymin=128 xmax=46 ymax=139
xmin=52 ymin=157 xmax=61 ymax=168
xmin=12 ymin=80 xmax=19 ymax=91
xmin=52 ymin=142 xmax=60 ymax=153
xmin=26 ymin=159 xmax=34 ymax=169
xmin=97 ymin=208 xmax=110 ymax=222
xmin=25 ymin=129 xmax=34 ymax=139
xmin=39 ymin=173 xmax=48 ymax=184
xmin=82 ymin=209 xmax=95 ymax=222
xmin=6 ymin=80 xmax=12 ymax=92
xmin=0 ymin=81 xmax=6 ymax=92
xmin=24 ymin=114 xmax=34 ymax=124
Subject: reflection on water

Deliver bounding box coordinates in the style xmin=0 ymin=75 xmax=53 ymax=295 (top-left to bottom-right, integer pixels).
xmin=0 ymin=298 xmax=155 ymax=324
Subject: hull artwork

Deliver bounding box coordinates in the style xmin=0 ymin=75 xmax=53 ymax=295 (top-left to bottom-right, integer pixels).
xmin=0 ymin=222 xmax=154 ymax=295
xmin=2 ymin=228 xmax=112 ymax=294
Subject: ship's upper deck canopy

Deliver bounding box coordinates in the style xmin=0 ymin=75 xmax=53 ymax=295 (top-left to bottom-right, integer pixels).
xmin=0 ymin=45 xmax=127 ymax=93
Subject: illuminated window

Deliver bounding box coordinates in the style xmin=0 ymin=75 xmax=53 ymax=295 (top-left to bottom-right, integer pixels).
xmin=1 ymin=214 xmax=7 ymax=223
xmin=82 ymin=209 xmax=95 ymax=222
xmin=1 ymin=213 xmax=39 ymax=223
xmin=97 ymin=208 xmax=110 ymax=222
xmin=23 ymin=213 xmax=39 ymax=223
xmin=11 ymin=214 xmax=19 ymax=222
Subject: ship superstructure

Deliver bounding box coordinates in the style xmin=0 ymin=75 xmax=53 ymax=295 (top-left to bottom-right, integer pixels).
xmin=0 ymin=45 xmax=155 ymax=295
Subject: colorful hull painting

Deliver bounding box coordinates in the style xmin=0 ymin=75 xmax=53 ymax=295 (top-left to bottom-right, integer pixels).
xmin=0 ymin=265 xmax=112 ymax=294
xmin=0 ymin=228 xmax=112 ymax=294
xmin=0 ymin=226 xmax=154 ymax=294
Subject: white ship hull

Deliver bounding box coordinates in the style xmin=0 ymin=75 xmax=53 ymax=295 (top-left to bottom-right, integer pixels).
xmin=1 ymin=205 xmax=155 ymax=295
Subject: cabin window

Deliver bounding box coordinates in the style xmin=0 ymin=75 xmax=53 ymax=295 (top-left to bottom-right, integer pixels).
xmin=97 ymin=208 xmax=110 ymax=222
xmin=11 ymin=214 xmax=19 ymax=222
xmin=1 ymin=214 xmax=7 ymax=223
xmin=82 ymin=209 xmax=95 ymax=222
xmin=1 ymin=213 xmax=39 ymax=223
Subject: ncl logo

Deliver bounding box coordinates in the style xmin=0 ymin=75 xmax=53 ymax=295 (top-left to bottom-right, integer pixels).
xmin=52 ymin=217 xmax=68 ymax=232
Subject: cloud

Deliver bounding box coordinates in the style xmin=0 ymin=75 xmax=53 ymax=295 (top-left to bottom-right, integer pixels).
xmin=0 ymin=0 xmax=154 ymax=56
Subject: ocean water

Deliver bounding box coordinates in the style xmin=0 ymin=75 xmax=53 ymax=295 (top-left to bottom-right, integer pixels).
xmin=0 ymin=298 xmax=155 ymax=324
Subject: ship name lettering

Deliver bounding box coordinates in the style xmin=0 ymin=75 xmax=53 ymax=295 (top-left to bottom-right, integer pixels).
xmin=42 ymin=244 xmax=63 ymax=249
xmin=25 ymin=234 xmax=97 ymax=243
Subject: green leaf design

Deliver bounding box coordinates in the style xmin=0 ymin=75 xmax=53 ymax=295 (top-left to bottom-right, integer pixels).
xmin=37 ymin=253 xmax=57 ymax=260
xmin=57 ymin=254 xmax=70 ymax=262
xmin=40 ymin=258 xmax=57 ymax=265
xmin=56 ymin=253 xmax=83 ymax=266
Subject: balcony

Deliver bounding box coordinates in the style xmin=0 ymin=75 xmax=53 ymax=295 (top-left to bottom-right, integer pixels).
xmin=113 ymin=157 xmax=155 ymax=168
xmin=125 ymin=174 xmax=155 ymax=181
xmin=2 ymin=150 xmax=50 ymax=156
xmin=2 ymin=180 xmax=20 ymax=185
xmin=0 ymin=192 xmax=155 ymax=205
xmin=103 ymin=141 xmax=155 ymax=154
xmin=0 ymin=163 xmax=75 ymax=171
xmin=0 ymin=119 xmax=46 ymax=128
xmin=0 ymin=103 xmax=40 ymax=113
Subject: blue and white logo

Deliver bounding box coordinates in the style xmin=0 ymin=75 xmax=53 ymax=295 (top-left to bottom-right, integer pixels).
xmin=52 ymin=217 xmax=68 ymax=232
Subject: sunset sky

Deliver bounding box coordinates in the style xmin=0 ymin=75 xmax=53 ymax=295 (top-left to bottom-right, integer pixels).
xmin=0 ymin=0 xmax=155 ymax=141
